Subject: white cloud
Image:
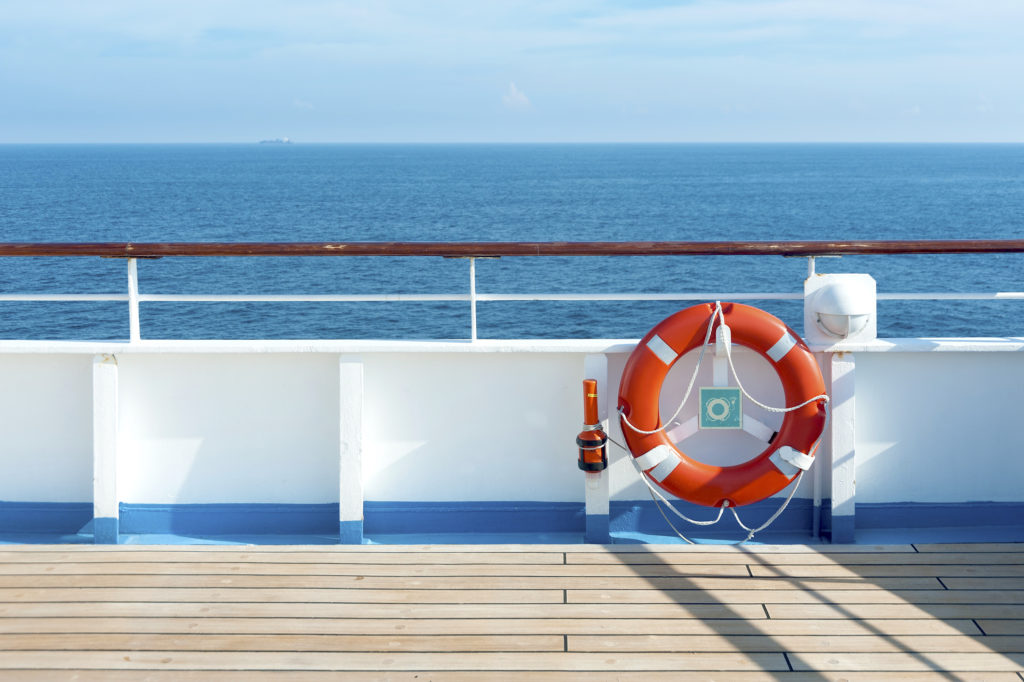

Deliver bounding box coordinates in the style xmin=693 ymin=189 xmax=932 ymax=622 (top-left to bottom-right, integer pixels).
xmin=502 ymin=82 xmax=530 ymax=110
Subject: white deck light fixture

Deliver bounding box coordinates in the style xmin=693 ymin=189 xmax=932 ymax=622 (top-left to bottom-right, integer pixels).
xmin=803 ymin=273 xmax=877 ymax=344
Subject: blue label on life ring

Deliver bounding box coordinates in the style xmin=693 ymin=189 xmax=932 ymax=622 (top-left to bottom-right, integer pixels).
xmin=699 ymin=387 xmax=742 ymax=429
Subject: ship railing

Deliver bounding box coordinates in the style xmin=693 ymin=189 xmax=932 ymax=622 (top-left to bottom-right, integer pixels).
xmin=1 ymin=240 xmax=1023 ymax=341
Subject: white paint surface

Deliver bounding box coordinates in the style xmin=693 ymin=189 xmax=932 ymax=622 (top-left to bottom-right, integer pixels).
xmin=855 ymin=352 xmax=1024 ymax=504
xmin=2 ymin=340 xmax=1023 ymax=510
xmin=0 ymin=355 xmax=92 ymax=502
xmin=339 ymin=356 xmax=363 ymax=522
xmin=92 ymin=355 xmax=119 ymax=518
xmin=362 ymin=352 xmax=580 ymax=501
xmin=830 ymin=354 xmax=857 ymax=520
xmin=116 ymin=354 xmax=339 ymax=504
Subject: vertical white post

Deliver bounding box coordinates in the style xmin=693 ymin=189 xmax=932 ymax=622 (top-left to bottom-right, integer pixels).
xmin=92 ymin=354 xmax=119 ymax=543
xmin=127 ymin=258 xmax=141 ymax=342
xmin=469 ymin=257 xmax=478 ymax=341
xmin=812 ymin=353 xmax=827 ymax=538
xmin=829 ymin=353 xmax=856 ymax=543
xmin=583 ymin=353 xmax=610 ymax=543
xmin=339 ymin=355 xmax=364 ymax=544
xmin=807 ymin=256 xmax=816 ymax=278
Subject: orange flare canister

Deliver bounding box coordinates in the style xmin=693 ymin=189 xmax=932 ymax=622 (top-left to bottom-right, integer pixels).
xmin=577 ymin=379 xmax=608 ymax=472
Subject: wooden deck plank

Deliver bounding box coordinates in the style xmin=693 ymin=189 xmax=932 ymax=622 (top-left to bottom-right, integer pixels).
xmin=0 ymin=617 xmax=981 ymax=636
xmin=914 ymin=543 xmax=1024 ymax=553
xmin=3 ymin=632 xmax=1023 ymax=657
xmin=1 ymin=672 xmax=1018 ymax=682
xmin=567 ymin=551 xmax=1024 ymax=565
xmin=12 ymin=585 xmax=1013 ymax=606
xmin=6 ymin=558 xmax=1022 ymax=577
xmin=570 ymin=588 xmax=1024 ymax=605
xmin=768 ymin=603 xmax=1024 ymax=619
xmin=0 ymin=542 xmax=1021 ymax=677
xmin=0 ymin=601 xmax=769 ymax=619
xmin=789 ymin=651 xmax=1024 ymax=672
xmin=751 ymin=563 xmax=1024 ymax=578
xmin=0 ymin=651 xmax=790 ymax=672
xmin=977 ymin=620 xmax=1024 ymax=635
xmin=941 ymin=577 xmax=1024 ymax=590
xmin=0 ymin=574 xmax=945 ymax=590
xmin=7 ymin=559 xmax=1024 ymax=577
xmin=0 ymin=561 xmax=755 ymax=577
xmin=0 ymin=633 xmax=564 ymax=652
xmin=0 ymin=587 xmax=563 ymax=603
xmin=569 ymin=634 xmax=1024 ymax=653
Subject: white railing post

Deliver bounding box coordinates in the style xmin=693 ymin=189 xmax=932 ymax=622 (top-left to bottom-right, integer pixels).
xmin=829 ymin=353 xmax=857 ymax=542
xmin=127 ymin=258 xmax=141 ymax=342
xmin=469 ymin=257 xmax=478 ymax=341
xmin=583 ymin=353 xmax=610 ymax=543
xmin=92 ymin=354 xmax=119 ymax=543
xmin=339 ymin=355 xmax=364 ymax=543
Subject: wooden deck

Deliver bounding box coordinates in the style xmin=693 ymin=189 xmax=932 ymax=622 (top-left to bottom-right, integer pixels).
xmin=0 ymin=543 xmax=1022 ymax=680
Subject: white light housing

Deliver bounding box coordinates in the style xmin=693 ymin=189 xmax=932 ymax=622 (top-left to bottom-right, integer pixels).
xmin=804 ymin=273 xmax=877 ymax=344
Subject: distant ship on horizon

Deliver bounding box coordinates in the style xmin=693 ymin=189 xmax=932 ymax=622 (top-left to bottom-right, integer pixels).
xmin=259 ymin=137 xmax=293 ymax=144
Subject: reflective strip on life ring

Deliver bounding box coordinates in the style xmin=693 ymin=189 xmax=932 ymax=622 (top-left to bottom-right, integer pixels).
xmin=618 ymin=302 xmax=827 ymax=508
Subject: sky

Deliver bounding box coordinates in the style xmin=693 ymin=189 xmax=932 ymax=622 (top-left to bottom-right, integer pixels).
xmin=1 ymin=1 xmax=1023 ymax=143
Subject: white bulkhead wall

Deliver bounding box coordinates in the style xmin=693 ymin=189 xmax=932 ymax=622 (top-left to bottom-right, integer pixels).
xmin=362 ymin=352 xmax=581 ymax=502
xmin=0 ymin=355 xmax=93 ymax=502
xmin=4 ymin=344 xmax=1024 ymax=510
xmin=117 ymin=354 xmax=340 ymax=504
xmin=113 ymin=351 xmax=584 ymax=505
xmin=855 ymin=351 xmax=1024 ymax=504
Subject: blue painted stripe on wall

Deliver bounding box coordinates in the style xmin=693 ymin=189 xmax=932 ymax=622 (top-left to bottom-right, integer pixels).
xmin=119 ymin=503 xmax=338 ymax=534
xmin=856 ymin=502 xmax=1024 ymax=529
xmin=0 ymin=502 xmax=91 ymax=533
xmin=93 ymin=517 xmax=119 ymax=544
xmin=121 ymin=502 xmax=585 ymax=536
xmin=339 ymin=520 xmax=364 ymax=544
xmin=363 ymin=502 xmax=585 ymax=534
xmin=585 ymin=514 xmax=610 ymax=544
xmin=830 ymin=514 xmax=856 ymax=544
xmin=3 ymin=500 xmax=1023 ymax=539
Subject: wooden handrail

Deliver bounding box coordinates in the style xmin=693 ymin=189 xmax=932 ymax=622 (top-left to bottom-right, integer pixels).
xmin=1 ymin=240 xmax=1023 ymax=258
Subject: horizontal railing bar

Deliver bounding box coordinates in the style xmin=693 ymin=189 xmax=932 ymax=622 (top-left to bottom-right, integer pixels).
xmin=4 ymin=292 xmax=1023 ymax=303
xmin=2 ymin=240 xmax=1024 ymax=258
xmin=878 ymin=292 xmax=1024 ymax=300
xmin=144 ymin=292 xmax=803 ymax=303
xmin=138 ymin=294 xmax=469 ymax=303
xmin=476 ymin=293 xmax=803 ymax=301
xmin=0 ymin=294 xmax=129 ymax=301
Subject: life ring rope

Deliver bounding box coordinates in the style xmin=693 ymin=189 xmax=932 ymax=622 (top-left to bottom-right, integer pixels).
xmin=712 ymin=301 xmax=829 ymax=414
xmin=614 ymin=300 xmax=831 ymax=543
xmin=618 ymin=301 xmax=829 ymax=437
xmin=612 ymin=401 xmax=831 ymax=544
xmin=616 ymin=300 xmax=719 ymax=436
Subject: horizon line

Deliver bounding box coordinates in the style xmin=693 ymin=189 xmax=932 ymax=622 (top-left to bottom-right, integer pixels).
xmin=2 ymin=140 xmax=1023 ymax=145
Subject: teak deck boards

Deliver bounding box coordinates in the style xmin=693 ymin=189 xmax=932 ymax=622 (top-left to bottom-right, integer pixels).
xmin=0 ymin=543 xmax=1021 ymax=680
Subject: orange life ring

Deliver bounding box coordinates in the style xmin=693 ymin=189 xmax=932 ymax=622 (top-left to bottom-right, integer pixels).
xmin=618 ymin=302 xmax=827 ymax=508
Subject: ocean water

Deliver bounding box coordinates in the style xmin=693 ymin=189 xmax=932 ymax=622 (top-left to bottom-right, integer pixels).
xmin=0 ymin=143 xmax=1022 ymax=340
